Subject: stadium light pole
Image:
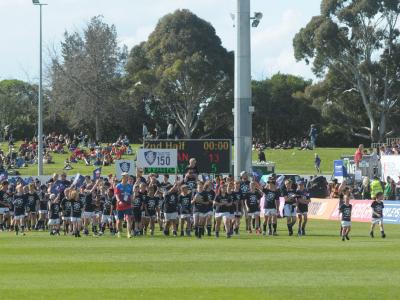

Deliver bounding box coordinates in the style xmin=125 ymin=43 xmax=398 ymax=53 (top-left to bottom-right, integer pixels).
xmin=233 ymin=0 xmax=262 ymax=178
xmin=32 ymin=0 xmax=47 ymax=176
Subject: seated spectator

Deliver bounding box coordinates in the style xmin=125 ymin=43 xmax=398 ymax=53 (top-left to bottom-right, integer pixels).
xmin=64 ymin=159 xmax=73 ymax=170
xmin=43 ymin=152 xmax=53 ymax=164
xmin=93 ymin=156 xmax=102 ymax=166
xmin=122 ymin=135 xmax=130 ymax=146
xmin=127 ymin=145 xmax=133 ymax=155
xmin=16 ymin=156 xmax=25 ymax=168
xmin=299 ymin=138 xmax=312 ymax=150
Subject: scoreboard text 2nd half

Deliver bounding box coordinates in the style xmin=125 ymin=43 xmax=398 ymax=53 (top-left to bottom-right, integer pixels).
xmin=143 ymin=140 xmax=231 ymax=174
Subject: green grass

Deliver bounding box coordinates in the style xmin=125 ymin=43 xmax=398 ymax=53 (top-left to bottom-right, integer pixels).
xmin=0 ymin=220 xmax=399 ymax=299
xmin=259 ymin=147 xmax=354 ymax=175
xmin=2 ymin=142 xmax=353 ymax=176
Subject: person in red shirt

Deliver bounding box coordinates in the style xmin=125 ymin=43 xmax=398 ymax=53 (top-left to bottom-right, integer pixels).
xmin=354 ymin=144 xmax=364 ymax=169
xmin=114 ymin=173 xmax=133 ymax=238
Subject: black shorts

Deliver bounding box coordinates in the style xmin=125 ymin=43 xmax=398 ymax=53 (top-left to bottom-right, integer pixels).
xmin=146 ymin=211 xmax=157 ymax=218
xmin=133 ymin=209 xmax=141 ymax=222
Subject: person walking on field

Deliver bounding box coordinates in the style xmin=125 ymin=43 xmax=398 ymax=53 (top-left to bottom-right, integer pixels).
xmin=314 ymin=154 xmax=321 ymax=173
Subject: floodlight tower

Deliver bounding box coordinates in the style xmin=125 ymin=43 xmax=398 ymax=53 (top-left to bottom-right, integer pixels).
xmin=233 ymin=0 xmax=262 ymax=178
xmin=32 ymin=0 xmax=47 ymax=176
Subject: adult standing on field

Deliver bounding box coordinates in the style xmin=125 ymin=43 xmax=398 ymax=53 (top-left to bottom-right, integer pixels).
xmin=309 ymin=124 xmax=317 ymax=149
xmin=115 ymin=172 xmax=133 ymax=238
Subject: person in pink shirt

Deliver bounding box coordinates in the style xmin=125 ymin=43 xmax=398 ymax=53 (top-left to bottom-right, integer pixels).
xmin=354 ymin=144 xmax=364 ymax=169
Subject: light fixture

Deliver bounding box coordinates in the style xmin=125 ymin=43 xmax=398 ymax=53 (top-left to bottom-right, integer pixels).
xmin=251 ymin=12 xmax=263 ymax=27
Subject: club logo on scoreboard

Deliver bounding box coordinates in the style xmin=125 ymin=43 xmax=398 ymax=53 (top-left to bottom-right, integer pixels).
xmin=144 ymin=150 xmax=157 ymax=166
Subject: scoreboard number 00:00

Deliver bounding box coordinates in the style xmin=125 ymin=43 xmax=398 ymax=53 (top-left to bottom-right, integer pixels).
xmin=203 ymin=141 xmax=230 ymax=151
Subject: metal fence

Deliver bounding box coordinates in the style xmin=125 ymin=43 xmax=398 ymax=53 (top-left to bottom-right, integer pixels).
xmin=371 ymin=137 xmax=400 ymax=150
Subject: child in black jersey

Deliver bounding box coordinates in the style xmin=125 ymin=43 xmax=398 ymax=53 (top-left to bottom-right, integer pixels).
xmin=48 ymin=194 xmax=61 ymax=235
xmin=144 ymin=185 xmax=160 ymax=236
xmin=339 ymin=195 xmax=352 ymax=241
xmin=370 ymin=192 xmax=386 ymax=238
xmin=245 ymin=182 xmax=262 ymax=234
xmin=13 ymin=184 xmax=27 ymax=235
xmin=178 ymin=185 xmax=192 ymax=237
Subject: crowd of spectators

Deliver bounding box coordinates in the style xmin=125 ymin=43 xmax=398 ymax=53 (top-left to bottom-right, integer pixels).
xmin=326 ymin=175 xmax=400 ymax=201
xmin=0 ymin=132 xmax=134 ymax=173
xmin=253 ymin=136 xmax=316 ymax=151
xmin=378 ymin=140 xmax=400 ymax=155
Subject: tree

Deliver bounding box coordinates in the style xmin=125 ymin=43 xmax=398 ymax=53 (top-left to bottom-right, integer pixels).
xmin=293 ymin=0 xmax=400 ymax=142
xmin=50 ymin=16 xmax=127 ymax=141
xmin=0 ymin=80 xmax=40 ymax=140
xmin=125 ymin=9 xmax=234 ymax=138
xmin=252 ymin=74 xmax=321 ymax=143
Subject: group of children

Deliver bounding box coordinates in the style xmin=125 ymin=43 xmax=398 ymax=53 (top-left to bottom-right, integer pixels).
xmin=339 ymin=190 xmax=386 ymax=241
xmin=0 ymin=166 xmax=389 ymax=240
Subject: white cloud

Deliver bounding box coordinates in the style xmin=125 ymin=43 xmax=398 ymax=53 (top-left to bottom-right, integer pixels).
xmin=0 ymin=0 xmax=320 ymax=81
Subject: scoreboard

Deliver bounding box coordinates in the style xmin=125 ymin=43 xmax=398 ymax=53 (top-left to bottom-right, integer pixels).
xmin=143 ymin=139 xmax=231 ymax=174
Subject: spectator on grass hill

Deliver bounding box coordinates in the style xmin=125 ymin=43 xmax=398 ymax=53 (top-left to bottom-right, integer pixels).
xmin=309 ymin=124 xmax=317 ymax=149
xmin=258 ymin=149 xmax=266 ymax=162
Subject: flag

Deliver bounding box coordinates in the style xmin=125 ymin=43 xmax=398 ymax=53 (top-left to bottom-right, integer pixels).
xmin=276 ymin=175 xmax=285 ymax=189
xmin=51 ymin=181 xmax=64 ymax=195
xmin=93 ymin=167 xmax=102 ymax=180
xmin=8 ymin=177 xmax=17 ymax=185
xmin=202 ymin=174 xmax=210 ymax=182
xmin=0 ymin=171 xmax=8 ymax=181
xmin=260 ymin=175 xmax=269 ymax=185
xmin=251 ymin=168 xmax=262 ymax=183
xmin=72 ymin=174 xmax=85 ymax=188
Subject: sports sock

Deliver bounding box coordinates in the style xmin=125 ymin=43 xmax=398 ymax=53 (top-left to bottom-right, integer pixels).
xmin=263 ymin=224 xmax=267 ymax=232
xmin=207 ymin=225 xmax=212 ymax=236
xmin=273 ymin=223 xmax=277 ymax=232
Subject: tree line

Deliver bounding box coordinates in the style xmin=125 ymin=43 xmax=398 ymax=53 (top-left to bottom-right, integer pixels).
xmin=1 ymin=3 xmax=399 ymax=145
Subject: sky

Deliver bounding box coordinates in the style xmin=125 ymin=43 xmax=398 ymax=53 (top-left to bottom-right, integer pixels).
xmin=0 ymin=0 xmax=322 ymax=83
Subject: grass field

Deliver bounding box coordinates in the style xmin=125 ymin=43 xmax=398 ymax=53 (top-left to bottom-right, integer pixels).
xmin=1 ymin=220 xmax=399 ymax=300
xmin=2 ymin=142 xmax=354 ymax=176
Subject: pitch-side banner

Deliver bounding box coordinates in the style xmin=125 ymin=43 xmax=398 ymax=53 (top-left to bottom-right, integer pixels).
xmin=137 ymin=149 xmax=177 ymax=169
xmin=330 ymin=200 xmax=372 ymax=222
xmin=382 ymin=201 xmax=400 ymax=224
xmin=380 ymin=155 xmax=400 ymax=181
xmin=308 ymin=198 xmax=400 ymax=224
